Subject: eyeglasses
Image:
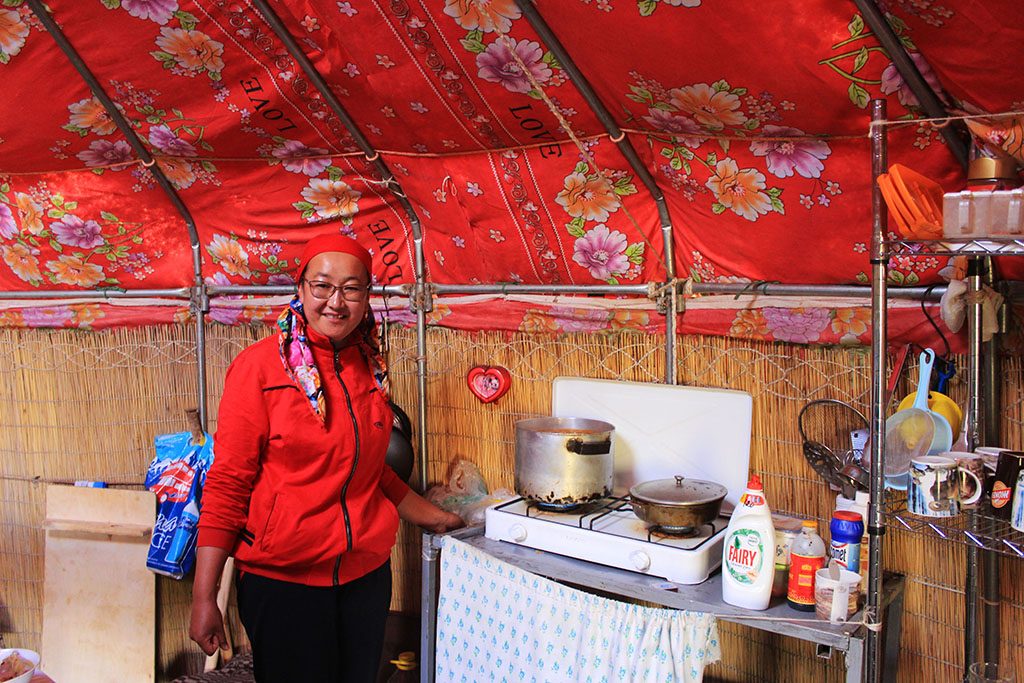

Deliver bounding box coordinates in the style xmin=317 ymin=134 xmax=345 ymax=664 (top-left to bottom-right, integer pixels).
xmin=303 ymin=279 xmax=370 ymax=301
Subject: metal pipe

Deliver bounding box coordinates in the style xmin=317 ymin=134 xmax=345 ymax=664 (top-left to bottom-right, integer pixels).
xmin=513 ymin=0 xmax=678 ymax=383
xmin=194 ymin=286 xmax=210 ymax=426
xmin=0 ymin=281 xmax=952 ymax=301
xmin=851 ymin=0 xmax=969 ymax=169
xmin=0 ymin=280 xmax=950 ymax=305
xmin=205 ymin=284 xmax=410 ymax=297
xmin=963 ymin=258 xmax=983 ymax=675
xmin=866 ymin=98 xmax=889 ymax=683
xmin=27 ymin=0 xmax=209 ymax=427
xmin=247 ymin=0 xmax=424 ymax=236
xmin=420 ymin=534 xmax=441 ymax=683
xmin=982 ymin=261 xmax=1001 ymax=668
xmin=0 ymin=288 xmax=192 ymax=300
xmin=433 ymin=282 xmax=947 ymax=299
xmin=248 ymin=0 xmax=433 ymax=489
xmin=413 ymin=239 xmax=431 ymax=494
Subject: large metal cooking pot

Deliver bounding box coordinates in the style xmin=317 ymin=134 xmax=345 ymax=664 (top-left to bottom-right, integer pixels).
xmin=514 ymin=417 xmax=614 ymax=507
xmin=629 ymin=475 xmax=728 ymax=532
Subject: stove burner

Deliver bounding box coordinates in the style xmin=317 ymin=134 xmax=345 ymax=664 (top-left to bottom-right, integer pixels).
xmin=532 ymin=500 xmax=583 ymax=513
xmin=647 ymin=522 xmax=713 ymax=539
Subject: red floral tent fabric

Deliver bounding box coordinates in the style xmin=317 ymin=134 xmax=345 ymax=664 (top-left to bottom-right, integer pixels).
xmin=0 ymin=0 xmax=1022 ymax=347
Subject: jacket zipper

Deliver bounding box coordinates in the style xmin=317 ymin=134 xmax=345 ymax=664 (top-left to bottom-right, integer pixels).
xmin=333 ymin=348 xmax=360 ymax=586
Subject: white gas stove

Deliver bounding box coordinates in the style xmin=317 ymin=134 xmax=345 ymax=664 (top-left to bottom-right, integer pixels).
xmin=485 ymin=496 xmax=729 ymax=585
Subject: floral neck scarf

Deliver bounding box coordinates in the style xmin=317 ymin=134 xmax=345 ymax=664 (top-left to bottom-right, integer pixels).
xmin=277 ymin=296 xmax=389 ymax=423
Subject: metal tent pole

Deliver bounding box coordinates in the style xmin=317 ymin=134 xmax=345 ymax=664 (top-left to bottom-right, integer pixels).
xmin=27 ymin=0 xmax=209 ymax=426
xmin=964 ymin=258 xmax=984 ymax=674
xmin=513 ymin=0 xmax=679 ymax=384
xmin=982 ymin=258 xmax=1002 ymax=668
xmin=246 ymin=0 xmax=431 ymax=483
xmin=866 ymin=98 xmax=889 ymax=683
xmin=245 ymin=2 xmax=439 ymax=677
xmin=852 ymin=0 xmax=968 ymax=169
xmin=0 ymin=281 xmax=948 ymax=301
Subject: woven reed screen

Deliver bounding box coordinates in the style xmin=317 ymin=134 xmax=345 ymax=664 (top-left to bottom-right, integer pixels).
xmin=1 ymin=324 xmax=1022 ymax=681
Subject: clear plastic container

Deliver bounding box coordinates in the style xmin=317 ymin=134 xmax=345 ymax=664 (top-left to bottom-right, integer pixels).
xmin=943 ymin=189 xmax=1024 ymax=238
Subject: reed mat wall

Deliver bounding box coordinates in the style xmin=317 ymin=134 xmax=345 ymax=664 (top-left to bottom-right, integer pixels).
xmin=1 ymin=324 xmax=1022 ymax=681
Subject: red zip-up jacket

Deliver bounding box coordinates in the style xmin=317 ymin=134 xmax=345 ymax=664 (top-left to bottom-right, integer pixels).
xmin=197 ymin=325 xmax=411 ymax=586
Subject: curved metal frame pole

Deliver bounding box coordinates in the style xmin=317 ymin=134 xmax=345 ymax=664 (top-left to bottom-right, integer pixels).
xmin=248 ymin=0 xmax=431 ymax=488
xmin=245 ymin=3 xmax=438 ymax=677
xmin=867 ymin=98 xmax=888 ymax=683
xmin=513 ymin=0 xmax=678 ymax=384
xmin=27 ymin=0 xmax=209 ymax=427
xmin=852 ymin=0 xmax=968 ymax=169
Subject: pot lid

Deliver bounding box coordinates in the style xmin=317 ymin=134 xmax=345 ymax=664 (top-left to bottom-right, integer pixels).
xmin=629 ymin=475 xmax=728 ymax=506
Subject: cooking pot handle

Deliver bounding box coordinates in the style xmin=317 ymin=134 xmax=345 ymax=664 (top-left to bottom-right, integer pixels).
xmin=566 ymin=438 xmax=611 ymax=455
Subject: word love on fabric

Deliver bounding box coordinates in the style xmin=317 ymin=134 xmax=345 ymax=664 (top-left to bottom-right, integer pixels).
xmin=467 ymin=366 xmax=512 ymax=404
xmin=239 ymin=76 xmax=301 ymax=133
xmin=508 ymin=104 xmax=562 ymax=159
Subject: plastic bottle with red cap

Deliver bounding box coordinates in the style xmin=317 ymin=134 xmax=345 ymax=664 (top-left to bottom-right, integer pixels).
xmin=721 ymin=474 xmax=775 ymax=610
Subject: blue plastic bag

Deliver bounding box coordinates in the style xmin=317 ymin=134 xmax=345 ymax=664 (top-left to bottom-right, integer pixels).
xmin=145 ymin=431 xmax=214 ymax=579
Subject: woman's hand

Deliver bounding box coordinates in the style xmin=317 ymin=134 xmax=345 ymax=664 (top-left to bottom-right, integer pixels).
xmin=396 ymin=490 xmax=465 ymax=533
xmin=189 ymin=596 xmax=229 ymax=656
xmin=189 ymin=546 xmax=231 ymax=656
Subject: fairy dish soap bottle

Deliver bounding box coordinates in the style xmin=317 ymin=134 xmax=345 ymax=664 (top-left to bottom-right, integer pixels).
xmin=722 ymin=474 xmax=775 ymax=610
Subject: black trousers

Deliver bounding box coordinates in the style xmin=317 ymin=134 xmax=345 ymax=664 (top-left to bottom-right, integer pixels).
xmin=236 ymin=561 xmax=392 ymax=683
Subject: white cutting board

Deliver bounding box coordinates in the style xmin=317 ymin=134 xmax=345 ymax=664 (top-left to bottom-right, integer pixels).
xmin=552 ymin=377 xmax=753 ymax=511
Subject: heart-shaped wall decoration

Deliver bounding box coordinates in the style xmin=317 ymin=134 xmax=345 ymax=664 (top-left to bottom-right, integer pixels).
xmin=467 ymin=366 xmax=512 ymax=404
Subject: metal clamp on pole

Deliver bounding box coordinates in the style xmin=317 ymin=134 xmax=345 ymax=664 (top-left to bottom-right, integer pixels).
xmin=190 ymin=284 xmax=210 ymax=316
xmin=409 ymin=282 xmax=435 ymax=315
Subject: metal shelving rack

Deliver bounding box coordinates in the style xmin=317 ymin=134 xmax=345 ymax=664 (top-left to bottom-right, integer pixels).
xmin=886 ymin=238 xmax=1024 ymax=256
xmin=871 ymin=100 xmax=1019 ymax=679
xmin=883 ymin=499 xmax=1024 ymax=558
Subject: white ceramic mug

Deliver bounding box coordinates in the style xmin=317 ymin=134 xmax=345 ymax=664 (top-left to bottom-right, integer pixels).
xmin=974 ymin=446 xmax=1008 ymax=474
xmin=941 ymin=452 xmax=987 ymax=509
xmin=907 ymin=455 xmax=982 ymax=517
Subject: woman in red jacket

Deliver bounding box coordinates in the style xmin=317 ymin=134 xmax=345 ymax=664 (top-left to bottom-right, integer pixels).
xmin=189 ymin=234 xmax=462 ymax=682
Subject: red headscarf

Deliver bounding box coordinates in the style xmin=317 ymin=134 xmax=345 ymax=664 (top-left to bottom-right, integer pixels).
xmin=296 ymin=233 xmax=373 ymax=280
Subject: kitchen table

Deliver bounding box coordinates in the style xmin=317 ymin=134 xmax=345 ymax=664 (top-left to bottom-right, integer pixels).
xmin=421 ymin=527 xmax=905 ymax=683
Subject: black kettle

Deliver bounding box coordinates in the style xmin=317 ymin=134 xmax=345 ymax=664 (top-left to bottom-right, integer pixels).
xmin=385 ymin=402 xmax=415 ymax=482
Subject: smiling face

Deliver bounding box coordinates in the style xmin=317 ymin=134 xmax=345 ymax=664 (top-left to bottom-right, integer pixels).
xmin=298 ymin=251 xmax=370 ymax=346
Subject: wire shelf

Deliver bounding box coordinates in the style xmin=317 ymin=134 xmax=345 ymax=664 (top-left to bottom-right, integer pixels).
xmin=884 ymin=498 xmax=1024 ymax=558
xmin=886 ymin=238 xmax=1024 ymax=256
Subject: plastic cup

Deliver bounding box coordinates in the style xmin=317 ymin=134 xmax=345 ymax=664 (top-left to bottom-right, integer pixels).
xmin=967 ymin=662 xmax=1015 ymax=682
xmin=814 ymin=568 xmax=861 ymax=623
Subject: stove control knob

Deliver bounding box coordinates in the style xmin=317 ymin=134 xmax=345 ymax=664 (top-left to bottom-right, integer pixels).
xmin=629 ymin=550 xmax=651 ymax=571
xmin=509 ymin=524 xmax=527 ymax=542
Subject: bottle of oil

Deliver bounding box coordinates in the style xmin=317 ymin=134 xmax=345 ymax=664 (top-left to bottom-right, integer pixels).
xmin=787 ymin=520 xmax=826 ymax=611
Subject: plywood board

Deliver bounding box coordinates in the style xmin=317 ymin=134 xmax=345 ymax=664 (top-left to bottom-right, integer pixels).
xmin=42 ymin=485 xmax=155 ymax=683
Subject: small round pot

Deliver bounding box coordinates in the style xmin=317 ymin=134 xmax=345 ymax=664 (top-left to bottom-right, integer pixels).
xmin=629 ymin=475 xmax=728 ymax=532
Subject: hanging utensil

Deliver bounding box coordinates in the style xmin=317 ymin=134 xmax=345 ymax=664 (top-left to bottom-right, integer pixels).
xmin=911 ymin=349 xmax=953 ymax=454
xmin=798 ymin=399 xmax=869 ymax=491
xmin=883 ymin=409 xmax=934 ymax=490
